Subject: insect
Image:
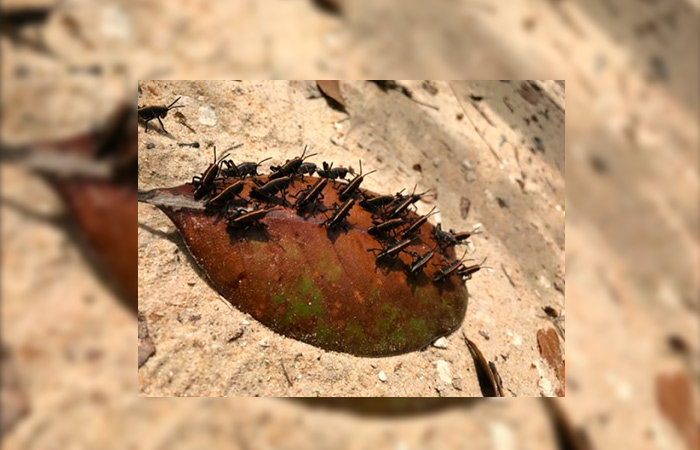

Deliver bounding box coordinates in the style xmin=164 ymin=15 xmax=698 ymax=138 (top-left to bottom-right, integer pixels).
xmin=298 ymin=162 xmax=317 ymax=179
xmin=457 ymin=257 xmax=488 ymax=281
xmin=226 ymin=207 xmax=278 ymax=230
xmin=321 ymin=198 xmax=355 ymax=229
xmin=433 ymin=224 xmax=481 ymax=247
xmin=368 ymin=217 xmax=406 ymax=236
xmin=433 ymin=249 xmax=473 ymax=283
xmin=205 ymin=180 xmax=246 ymax=208
xmin=268 ymin=145 xmax=318 ymax=180
xmin=400 ymin=206 xmax=439 ymax=239
xmin=192 ymin=148 xmax=231 ymax=200
xmin=294 ymin=176 xmax=328 ymax=210
xmin=250 ymin=176 xmax=294 ymax=203
xmin=368 ymin=237 xmax=414 ymax=261
xmin=317 ymin=161 xmax=349 ymax=180
xmin=138 ymin=97 xmax=185 ymax=133
xmin=408 ymin=246 xmax=439 ymax=274
xmin=387 ymin=185 xmax=432 ymax=219
xmin=223 ymin=157 xmax=272 ymax=178
xmin=359 ymin=189 xmax=405 ymax=212
xmin=338 ymin=160 xmax=377 ymax=201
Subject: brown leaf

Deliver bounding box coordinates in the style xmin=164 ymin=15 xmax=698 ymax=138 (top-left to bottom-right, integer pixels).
xmin=316 ymin=80 xmax=345 ymax=107
xmin=142 ymin=177 xmax=468 ymax=357
xmin=537 ymin=328 xmax=565 ymax=396
xmin=12 ymin=105 xmax=138 ymax=311
xmin=656 ymin=372 xmax=700 ymax=450
xmin=462 ymin=332 xmax=503 ymax=396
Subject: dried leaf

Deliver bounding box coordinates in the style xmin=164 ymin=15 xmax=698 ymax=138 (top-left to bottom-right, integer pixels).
xmin=656 ymin=372 xmax=700 ymax=450
xmin=142 ymin=177 xmax=468 ymax=357
xmin=316 ymin=80 xmax=345 ymax=107
xmin=462 ymin=332 xmax=503 ymax=396
xmin=9 ymin=106 xmax=138 ymax=311
xmin=537 ymin=328 xmax=565 ymax=396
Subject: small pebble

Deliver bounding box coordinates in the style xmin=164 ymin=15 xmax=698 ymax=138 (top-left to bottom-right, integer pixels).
xmin=259 ymin=338 xmax=270 ymax=347
xmin=479 ymin=330 xmax=490 ymax=340
xmin=432 ymin=158 xmax=441 ymax=167
xmin=436 ymin=360 xmax=452 ymax=384
xmin=466 ymin=171 xmax=477 ymax=183
xmin=432 ymin=337 xmax=448 ymax=349
xmin=198 ymin=105 xmax=217 ymax=126
xmin=462 ymin=159 xmax=472 ymax=170
xmin=456 ymin=112 xmax=464 ymax=120
xmin=146 ymin=143 xmax=155 ymax=149
xmin=378 ymin=371 xmax=388 ymax=382
xmin=452 ymin=377 xmax=463 ymax=391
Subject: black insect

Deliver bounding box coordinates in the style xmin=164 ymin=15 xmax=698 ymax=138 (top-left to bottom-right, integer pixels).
xmin=321 ymin=198 xmax=355 ymax=229
xmin=408 ymin=246 xmax=439 ymax=274
xmin=451 ymin=228 xmax=482 ymax=243
xmin=457 ymin=257 xmax=488 ymax=281
xmin=138 ymin=97 xmax=184 ymax=133
xmin=192 ymin=148 xmax=230 ymax=200
xmin=317 ymin=161 xmax=349 ymax=180
xmin=434 ymin=249 xmax=473 ymax=283
xmin=433 ymin=224 xmax=481 ymax=247
xmin=227 ymin=207 xmax=278 ymax=230
xmin=359 ymin=189 xmax=405 ymax=212
xmin=368 ymin=237 xmax=415 ymax=261
xmin=294 ymin=177 xmax=328 ymax=210
xmin=268 ymin=145 xmax=318 ymax=180
xmin=368 ymin=217 xmax=406 ymax=236
xmin=298 ymin=162 xmax=317 ymax=179
xmin=223 ymin=157 xmax=272 ymax=178
xmin=400 ymin=206 xmax=439 ymax=239
xmin=205 ymin=180 xmax=246 ymax=208
xmin=387 ymin=185 xmax=432 ymax=219
xmin=250 ymin=176 xmax=294 ymax=203
xmin=338 ymin=161 xmax=376 ymax=201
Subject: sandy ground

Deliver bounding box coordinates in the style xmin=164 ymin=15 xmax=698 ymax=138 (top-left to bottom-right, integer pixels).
xmin=137 ymin=80 xmax=565 ymax=397
xmin=1 ymin=0 xmax=698 ymax=447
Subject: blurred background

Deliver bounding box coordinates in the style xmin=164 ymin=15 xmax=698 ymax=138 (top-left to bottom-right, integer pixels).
xmin=2 ymin=0 xmax=699 ymax=449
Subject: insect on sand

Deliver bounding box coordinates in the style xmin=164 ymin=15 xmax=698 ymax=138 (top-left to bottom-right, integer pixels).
xmin=138 ymin=97 xmax=185 ymax=133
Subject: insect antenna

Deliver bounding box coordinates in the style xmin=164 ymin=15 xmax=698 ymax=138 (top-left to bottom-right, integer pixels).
xmin=166 ymin=97 xmax=184 ymax=110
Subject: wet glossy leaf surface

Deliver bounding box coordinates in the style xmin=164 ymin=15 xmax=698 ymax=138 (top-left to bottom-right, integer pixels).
xmin=148 ymin=176 xmax=468 ymax=356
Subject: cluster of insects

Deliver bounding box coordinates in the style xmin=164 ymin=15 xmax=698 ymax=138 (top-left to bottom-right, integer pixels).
xmin=188 ymin=139 xmax=486 ymax=285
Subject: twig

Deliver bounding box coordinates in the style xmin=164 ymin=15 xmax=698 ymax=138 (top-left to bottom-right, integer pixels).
xmin=280 ymin=360 xmax=294 ymax=387
xmin=461 ymin=331 xmax=504 ymax=397
xmin=137 ymin=189 xmax=205 ymax=211
xmin=500 ymin=263 xmax=516 ymax=288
